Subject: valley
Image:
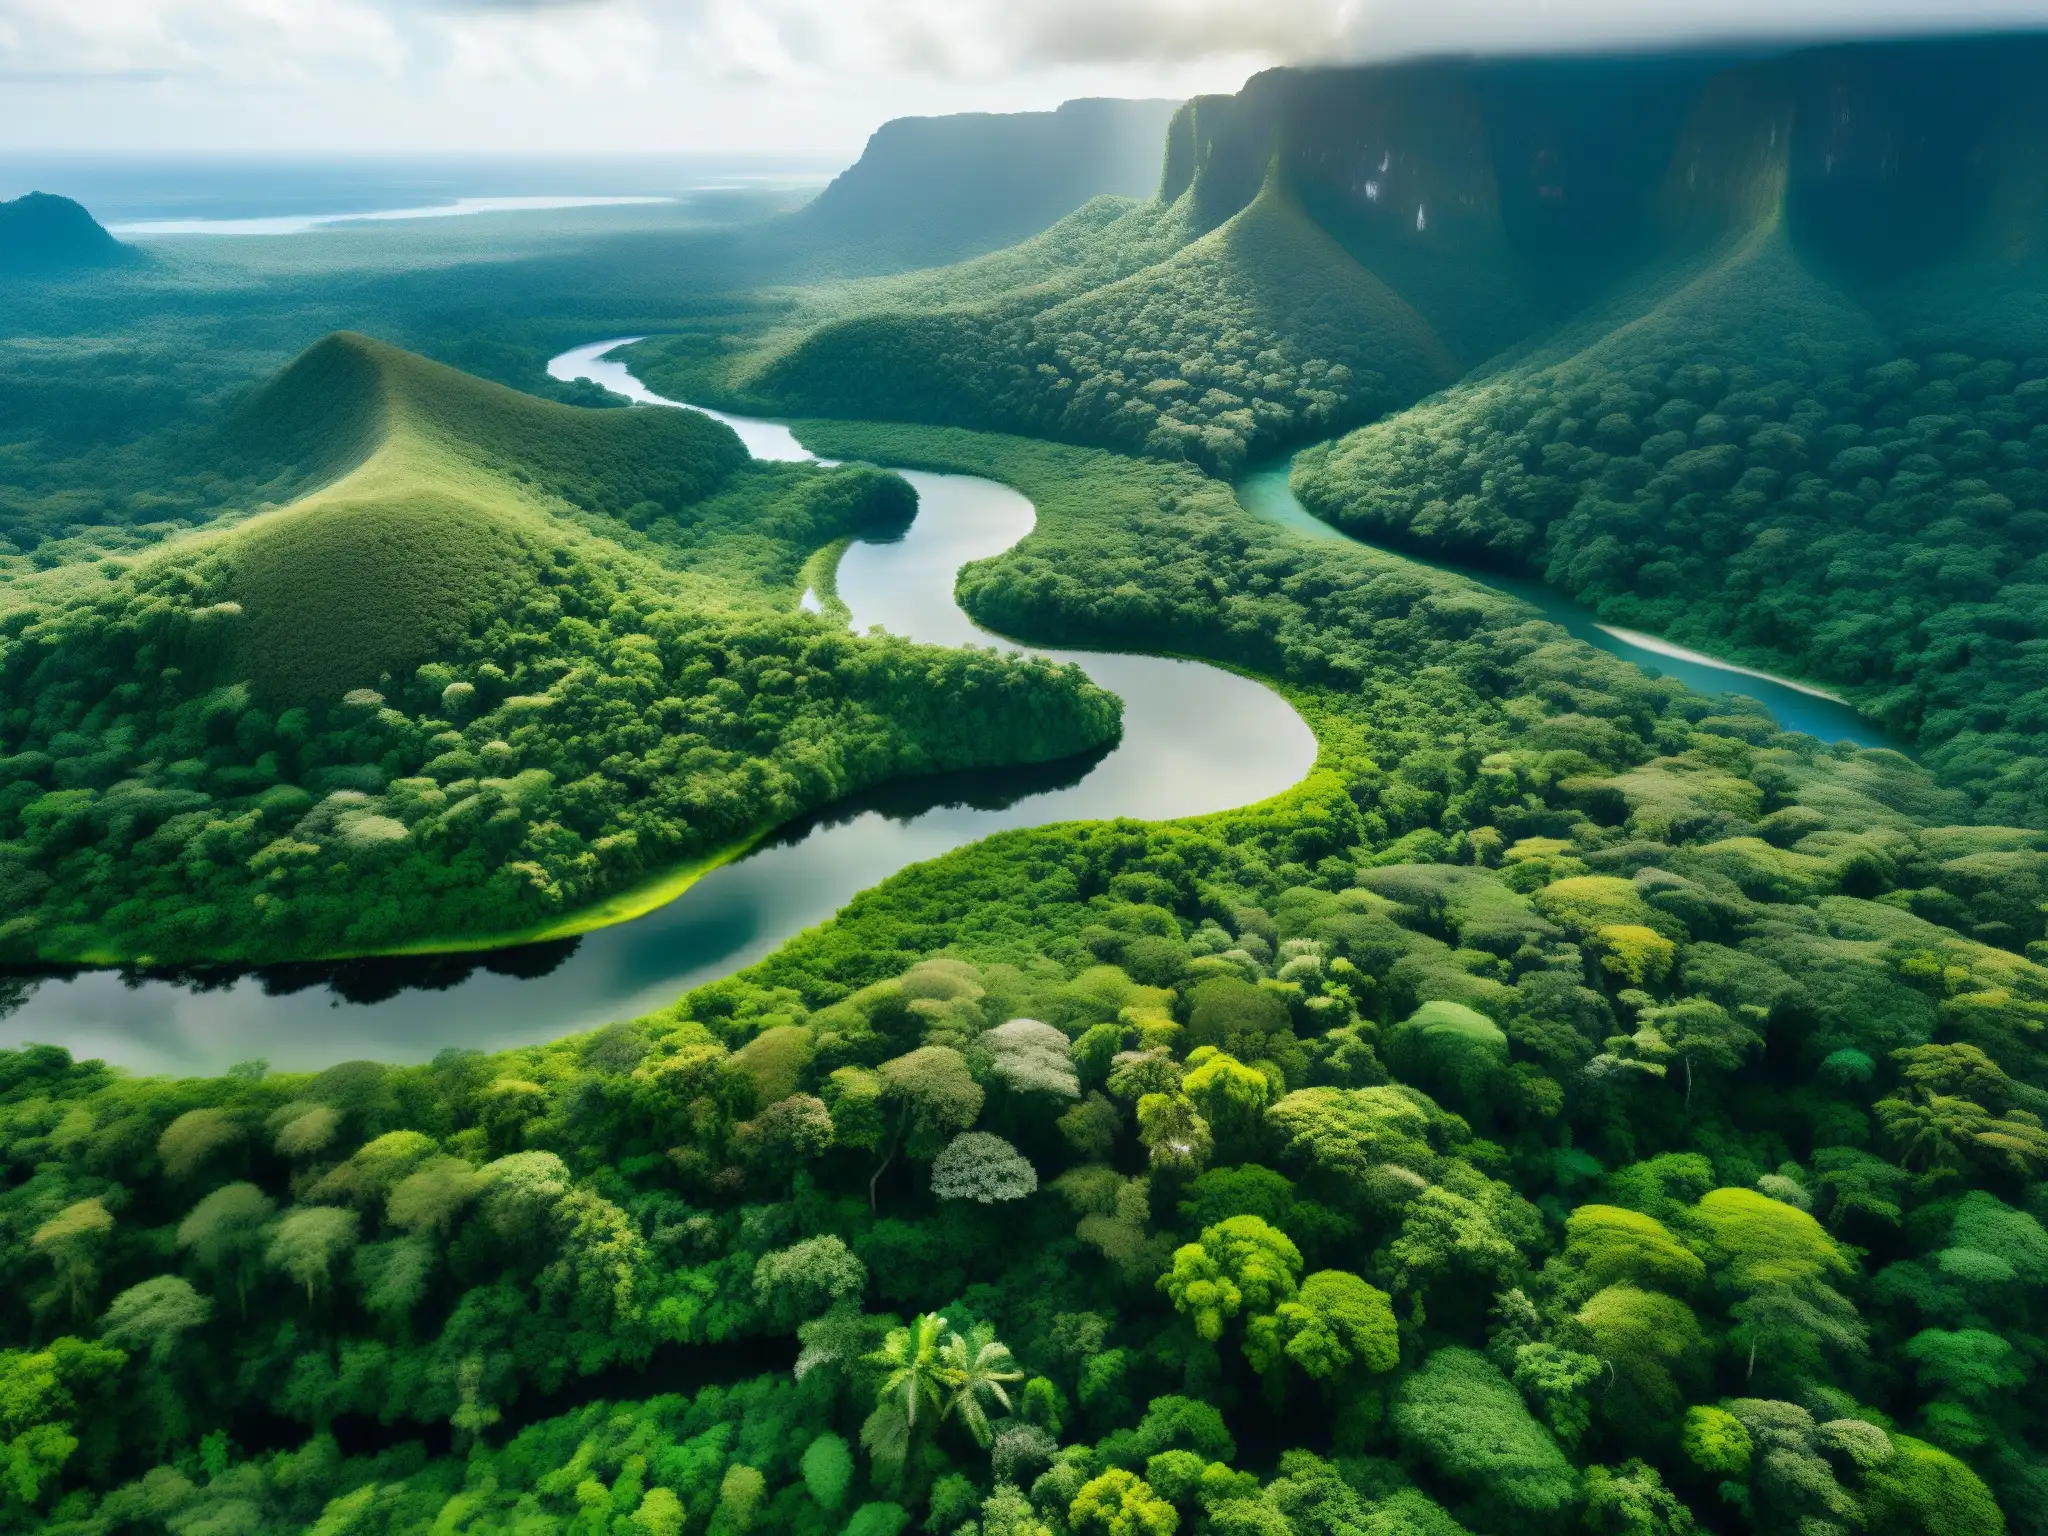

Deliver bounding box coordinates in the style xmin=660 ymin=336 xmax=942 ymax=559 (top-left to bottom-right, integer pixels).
xmin=2 ymin=34 xmax=2047 ymax=1536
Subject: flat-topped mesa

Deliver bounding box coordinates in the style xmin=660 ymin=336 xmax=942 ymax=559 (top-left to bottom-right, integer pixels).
xmin=1160 ymin=35 xmax=2048 ymax=355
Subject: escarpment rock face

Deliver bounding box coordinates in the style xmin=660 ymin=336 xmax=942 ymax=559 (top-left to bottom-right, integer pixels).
xmin=791 ymin=96 xmax=1184 ymax=269
xmin=0 ymin=191 xmax=131 ymax=273
xmin=1161 ymin=36 xmax=2048 ymax=360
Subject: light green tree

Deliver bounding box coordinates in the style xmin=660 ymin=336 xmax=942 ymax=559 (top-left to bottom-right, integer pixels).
xmin=1159 ymin=1215 xmax=1301 ymax=1341
xmin=31 ymin=1200 xmax=114 ymax=1324
xmin=267 ymin=1207 xmax=360 ymax=1305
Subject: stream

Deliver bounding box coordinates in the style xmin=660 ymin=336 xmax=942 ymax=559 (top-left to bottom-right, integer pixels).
xmin=0 ymin=343 xmax=1317 ymax=1074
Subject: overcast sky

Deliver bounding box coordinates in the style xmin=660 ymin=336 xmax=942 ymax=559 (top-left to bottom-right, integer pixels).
xmin=4 ymin=0 xmax=2048 ymax=161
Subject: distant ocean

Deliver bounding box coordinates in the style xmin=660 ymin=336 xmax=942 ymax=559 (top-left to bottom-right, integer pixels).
xmin=0 ymin=156 xmax=836 ymax=234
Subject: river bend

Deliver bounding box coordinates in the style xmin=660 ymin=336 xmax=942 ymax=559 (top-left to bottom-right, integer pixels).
xmin=0 ymin=344 xmax=1316 ymax=1073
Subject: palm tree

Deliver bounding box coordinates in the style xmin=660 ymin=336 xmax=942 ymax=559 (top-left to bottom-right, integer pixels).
xmin=869 ymin=1312 xmax=951 ymax=1429
xmin=937 ymin=1323 xmax=1023 ymax=1447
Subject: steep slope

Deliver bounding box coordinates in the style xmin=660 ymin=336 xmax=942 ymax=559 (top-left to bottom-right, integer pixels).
xmin=0 ymin=192 xmax=129 ymax=273
xmin=779 ymin=96 xmax=1182 ymax=271
xmin=746 ymin=180 xmax=1459 ymax=475
xmin=0 ymin=335 xmax=1119 ymax=962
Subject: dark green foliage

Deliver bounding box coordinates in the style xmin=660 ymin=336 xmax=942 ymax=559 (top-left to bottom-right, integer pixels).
xmin=1292 ymin=226 xmax=2048 ymax=828
xmin=732 ymin=181 xmax=1457 ymax=477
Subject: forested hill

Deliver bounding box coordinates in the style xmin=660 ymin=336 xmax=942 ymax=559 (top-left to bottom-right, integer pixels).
xmin=0 ymin=333 xmax=1119 ymax=963
xmin=785 ymin=98 xmax=1182 ymax=272
xmin=0 ymin=193 xmax=129 ymax=274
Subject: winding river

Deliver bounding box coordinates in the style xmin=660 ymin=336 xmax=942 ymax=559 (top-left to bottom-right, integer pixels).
xmin=0 ymin=343 xmax=1903 ymax=1075
xmin=0 ymin=344 xmax=1317 ymax=1074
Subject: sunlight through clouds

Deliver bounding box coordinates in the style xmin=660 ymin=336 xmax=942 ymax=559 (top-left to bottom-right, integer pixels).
xmin=4 ymin=0 xmax=2047 ymax=152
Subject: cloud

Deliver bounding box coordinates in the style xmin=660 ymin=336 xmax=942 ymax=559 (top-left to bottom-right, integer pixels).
xmin=0 ymin=0 xmax=407 ymax=82
xmin=1333 ymin=0 xmax=2048 ymax=60
xmin=7 ymin=0 xmax=2048 ymax=157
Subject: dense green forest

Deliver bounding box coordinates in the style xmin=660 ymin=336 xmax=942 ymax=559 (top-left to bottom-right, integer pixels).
xmin=10 ymin=36 xmax=2048 ymax=1536
xmin=1291 ymin=225 xmax=2048 ymax=830
xmin=4 ymin=420 xmax=2044 ymax=1536
xmin=0 ymin=336 xmax=1117 ymax=962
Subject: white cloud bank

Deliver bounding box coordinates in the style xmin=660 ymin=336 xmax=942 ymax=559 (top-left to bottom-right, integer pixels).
xmin=1 ymin=0 xmax=2045 ymax=155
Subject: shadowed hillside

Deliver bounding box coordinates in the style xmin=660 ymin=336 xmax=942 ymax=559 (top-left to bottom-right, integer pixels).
xmin=0 ymin=192 xmax=130 ymax=273
xmin=785 ymin=97 xmax=1182 ymax=271
xmin=0 ymin=334 xmax=1119 ymax=961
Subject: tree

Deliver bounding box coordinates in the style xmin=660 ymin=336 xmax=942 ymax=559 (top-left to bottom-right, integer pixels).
xmin=1512 ymin=1342 xmax=1606 ymax=1448
xmin=1574 ymin=1285 xmax=1705 ymax=1429
xmin=1680 ymin=1405 xmax=1751 ymax=1479
xmin=800 ymin=1432 xmax=855 ymax=1511
xmin=1862 ymin=1434 xmax=2005 ymax=1536
xmin=1159 ymin=1216 xmax=1301 ymax=1341
xmin=1135 ymin=1094 xmax=1212 ymax=1174
xmin=1728 ymin=1282 xmax=1868 ymax=1387
xmin=753 ymin=1236 xmax=867 ymax=1329
xmin=865 ymin=1311 xmax=951 ymax=1471
xmin=1186 ymin=977 xmax=1289 ymax=1053
xmin=100 ymin=1277 xmax=211 ymax=1365
xmin=267 ymin=1207 xmax=360 ymax=1305
xmin=1181 ymin=1050 xmax=1273 ymax=1150
xmin=157 ymin=1109 xmax=240 ymax=1181
xmin=270 ymin=1103 xmax=341 ymax=1161
xmin=732 ymin=1094 xmax=835 ymax=1180
xmin=1070 ymin=1469 xmax=1179 ymax=1536
xmin=31 ymin=1200 xmax=113 ymax=1323
xmin=175 ymin=1182 xmax=275 ymax=1316
xmin=987 ymin=1019 xmax=1080 ymax=1100
xmin=482 ymin=1150 xmax=572 ymax=1243
xmin=1876 ymin=1089 xmax=2048 ymax=1180
xmin=1902 ymin=1329 xmax=2025 ymax=1406
xmin=1392 ymin=1348 xmax=1576 ymax=1516
xmin=354 ymin=1236 xmax=434 ymax=1326
xmin=1583 ymin=1460 xmax=1696 ymax=1536
xmin=930 ymin=1132 xmax=1038 ymax=1203
xmin=1264 ymin=1087 xmax=1441 ymax=1196
xmin=1893 ymin=1044 xmax=2012 ymax=1105
xmin=1383 ymin=1184 xmax=1523 ymax=1298
xmin=939 ymin=1323 xmax=1024 ymax=1447
xmin=385 ymin=1155 xmax=488 ymax=1236
xmin=1640 ymin=999 xmax=1760 ymax=1106
xmin=0 ymin=1336 xmax=125 ymax=1515
xmin=982 ymin=1482 xmax=1055 ymax=1536
xmin=1562 ymin=1205 xmax=1705 ymax=1297
xmin=1386 ymin=1002 xmax=1510 ymax=1112
xmin=1243 ymin=1269 xmax=1399 ymax=1381
xmin=1693 ymin=1188 xmax=1852 ymax=1293
xmin=1059 ymin=1093 xmax=1123 ymax=1160
xmin=869 ymin=1047 xmax=984 ymax=1208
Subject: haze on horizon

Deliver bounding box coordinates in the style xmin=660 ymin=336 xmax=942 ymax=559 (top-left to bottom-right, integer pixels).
xmin=4 ymin=0 xmax=2048 ymax=163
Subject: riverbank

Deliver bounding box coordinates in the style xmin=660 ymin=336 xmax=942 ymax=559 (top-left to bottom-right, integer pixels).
xmin=1236 ymin=452 xmax=1905 ymax=752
